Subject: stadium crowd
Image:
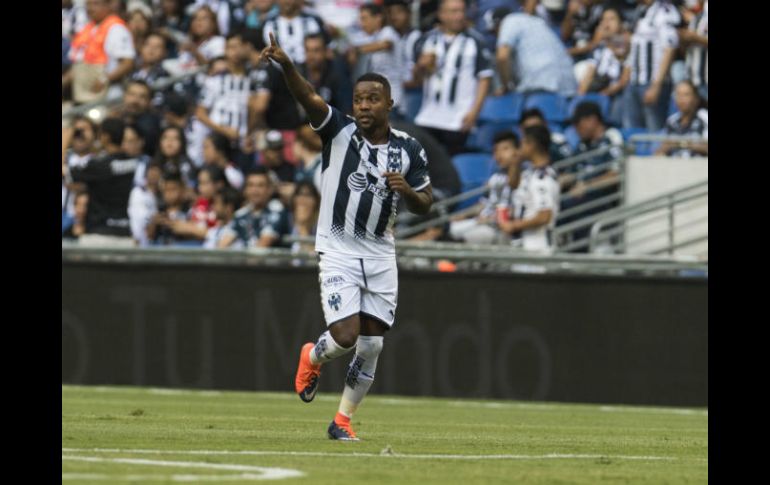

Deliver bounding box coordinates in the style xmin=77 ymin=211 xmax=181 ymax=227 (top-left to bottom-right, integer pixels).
xmin=62 ymin=0 xmax=707 ymax=252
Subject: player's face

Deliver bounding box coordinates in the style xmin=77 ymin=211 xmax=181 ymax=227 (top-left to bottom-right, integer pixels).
xmin=352 ymin=81 xmax=392 ymax=131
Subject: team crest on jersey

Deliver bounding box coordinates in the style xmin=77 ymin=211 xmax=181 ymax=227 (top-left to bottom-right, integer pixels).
xmin=328 ymin=292 xmax=342 ymax=311
xmin=387 ymin=145 xmax=402 ymax=172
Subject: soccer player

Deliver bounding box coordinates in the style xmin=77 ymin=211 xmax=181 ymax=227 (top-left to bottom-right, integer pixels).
xmin=260 ymin=33 xmax=433 ymax=441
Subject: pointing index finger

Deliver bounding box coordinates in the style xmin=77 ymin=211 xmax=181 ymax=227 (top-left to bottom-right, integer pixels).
xmin=269 ymin=32 xmax=277 ymax=47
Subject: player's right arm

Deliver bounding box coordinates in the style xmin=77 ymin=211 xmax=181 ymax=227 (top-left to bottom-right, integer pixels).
xmin=260 ymin=33 xmax=329 ymax=128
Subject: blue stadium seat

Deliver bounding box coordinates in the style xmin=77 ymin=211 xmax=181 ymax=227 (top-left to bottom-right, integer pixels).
xmin=563 ymin=125 xmax=581 ymax=150
xmin=620 ymin=127 xmax=653 ymax=155
xmin=465 ymin=121 xmax=515 ymax=152
xmin=477 ymin=93 xmax=524 ymax=123
xmin=568 ymin=93 xmax=611 ymax=121
xmin=451 ymin=153 xmax=497 ymax=209
xmin=523 ymin=92 xmax=570 ymax=123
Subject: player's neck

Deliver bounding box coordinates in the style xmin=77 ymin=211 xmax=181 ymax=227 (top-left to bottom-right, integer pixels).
xmin=361 ymin=124 xmax=390 ymax=145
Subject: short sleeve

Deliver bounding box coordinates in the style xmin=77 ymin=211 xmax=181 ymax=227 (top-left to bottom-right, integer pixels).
xmin=104 ymin=23 xmax=136 ymax=60
xmin=311 ymin=105 xmax=355 ymax=146
xmin=404 ymin=139 xmax=431 ymax=191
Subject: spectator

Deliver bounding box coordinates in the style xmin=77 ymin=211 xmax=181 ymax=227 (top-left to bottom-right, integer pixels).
xmin=202 ymin=132 xmax=245 ymax=189
xmin=288 ymin=181 xmax=321 ymax=254
xmin=131 ymin=32 xmax=172 ymax=107
xmin=622 ymin=0 xmax=681 ymax=131
xmin=204 ymin=186 xmax=244 ymax=248
xmin=298 ymin=33 xmax=345 ymax=110
xmin=519 ymin=108 xmax=574 ymax=163
xmin=146 ymin=171 xmax=196 ymax=245
xmin=656 ymin=80 xmax=707 ymax=157
xmin=64 ymin=0 xmax=136 ymax=104
xmin=347 ymin=5 xmax=403 ymax=116
xmin=128 ymin=162 xmax=163 ymax=246
xmin=245 ymin=0 xmax=280 ymax=30
xmin=115 ymin=79 xmax=163 ymax=157
xmin=561 ymin=0 xmax=607 ymax=60
xmin=189 ymin=165 xmax=227 ymax=232
xmin=63 ymin=192 xmax=89 ymax=241
xmin=259 ymin=130 xmax=297 ymax=204
xmin=313 ymin=0 xmax=366 ymax=33
xmin=153 ymin=0 xmax=192 ymax=57
xmin=559 ymin=101 xmax=624 ymax=248
xmin=385 ymin=0 xmax=422 ymax=115
xmin=498 ymin=125 xmax=561 ymax=253
xmin=67 ymin=117 xmax=139 ymax=246
xmin=174 ymin=5 xmax=226 ymax=73
xmin=153 ymin=125 xmax=198 ymax=189
xmin=196 ymin=32 xmax=258 ymax=160
xmin=576 ymin=9 xmax=631 ymax=125
xmin=680 ymin=0 xmax=707 ymax=101
xmin=413 ymin=0 xmax=494 ymax=156
xmin=495 ymin=8 xmax=577 ymax=97
xmin=62 ymin=0 xmax=89 ymax=75
xmin=121 ymin=123 xmax=152 ymax=187
xmin=127 ymin=1 xmax=153 ymax=52
xmin=261 ymin=0 xmax=328 ymax=65
xmin=292 ymin=124 xmax=323 ymax=192
xmin=161 ymin=92 xmax=209 ymax=167
xmin=62 ymin=116 xmax=99 ymax=222
xmin=448 ymin=131 xmax=522 ymax=244
xmin=217 ymin=168 xmax=290 ymax=248
xmin=191 ymin=0 xmax=244 ymax=37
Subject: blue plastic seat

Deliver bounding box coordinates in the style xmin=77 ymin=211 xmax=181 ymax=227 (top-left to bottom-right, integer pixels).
xmin=465 ymin=121 xmax=515 ymax=152
xmin=477 ymin=93 xmax=524 ymax=123
xmin=523 ymin=92 xmax=570 ymax=123
xmin=451 ymin=153 xmax=497 ymax=209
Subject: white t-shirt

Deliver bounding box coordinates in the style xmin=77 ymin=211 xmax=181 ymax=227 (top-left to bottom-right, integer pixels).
xmin=513 ymin=165 xmax=560 ymax=252
xmin=313 ymin=0 xmax=364 ymax=30
xmin=349 ymin=26 xmax=402 ymax=108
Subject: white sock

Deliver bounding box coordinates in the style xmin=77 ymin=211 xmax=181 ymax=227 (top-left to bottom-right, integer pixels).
xmin=338 ymin=335 xmax=384 ymax=417
xmin=309 ymin=331 xmax=354 ymax=365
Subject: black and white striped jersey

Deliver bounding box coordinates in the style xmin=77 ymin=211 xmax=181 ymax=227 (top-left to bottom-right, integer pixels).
xmin=413 ymin=28 xmax=494 ymax=132
xmin=261 ymin=10 xmax=328 ymax=64
xmin=198 ymin=70 xmax=258 ymax=138
xmin=627 ymin=0 xmax=681 ymax=85
xmin=686 ymin=3 xmax=708 ymax=87
xmin=590 ymin=45 xmax=624 ymax=86
xmin=312 ymin=105 xmax=431 ymax=258
xmin=663 ymin=108 xmax=708 ymax=157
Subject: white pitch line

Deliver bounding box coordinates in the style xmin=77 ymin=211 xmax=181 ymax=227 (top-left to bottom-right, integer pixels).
xmin=62 ymin=455 xmax=303 ymax=480
xmin=62 ymin=448 xmax=687 ymax=462
xmin=62 ymin=472 xmax=276 ymax=482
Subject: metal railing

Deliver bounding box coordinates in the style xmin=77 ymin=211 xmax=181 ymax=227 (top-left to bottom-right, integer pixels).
xmin=554 ymin=179 xmax=708 ymax=255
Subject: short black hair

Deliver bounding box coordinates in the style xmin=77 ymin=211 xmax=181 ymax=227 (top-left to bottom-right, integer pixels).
xmin=355 ymin=72 xmax=391 ymax=99
xmin=361 ymin=4 xmax=384 ymax=16
xmin=101 ymin=117 xmax=126 ymax=146
xmin=245 ymin=166 xmax=272 ymax=183
xmin=384 ymin=0 xmax=410 ymax=9
xmin=572 ymin=101 xmax=603 ymax=125
xmin=520 ymin=108 xmax=546 ymax=125
xmin=207 ymin=132 xmax=233 ymax=161
xmin=304 ymin=32 xmax=326 ymax=45
xmin=492 ymin=130 xmax=520 ymax=148
xmin=126 ymin=78 xmax=152 ymax=95
xmin=226 ymin=31 xmax=243 ymax=43
xmin=522 ymin=125 xmax=551 ymax=154
xmin=125 ymin=123 xmax=146 ymax=140
xmin=199 ymin=165 xmax=226 ymax=185
xmin=215 ymin=186 xmax=243 ymax=209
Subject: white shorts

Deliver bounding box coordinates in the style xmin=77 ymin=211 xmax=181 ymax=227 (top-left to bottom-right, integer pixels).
xmin=318 ymin=252 xmax=398 ymax=327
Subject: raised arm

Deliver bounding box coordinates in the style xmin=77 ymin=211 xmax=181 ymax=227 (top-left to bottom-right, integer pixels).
xmin=260 ymin=33 xmax=329 ymax=127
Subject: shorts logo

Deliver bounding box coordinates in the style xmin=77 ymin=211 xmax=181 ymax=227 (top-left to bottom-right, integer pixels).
xmin=347 ymin=172 xmax=367 ymax=192
xmin=323 ymin=275 xmax=345 ymax=288
xmin=328 ymin=292 xmax=342 ymax=311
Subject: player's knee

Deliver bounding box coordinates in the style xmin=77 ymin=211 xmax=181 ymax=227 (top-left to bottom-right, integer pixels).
xmin=356 ymin=335 xmax=384 ymax=359
xmin=330 ymin=327 xmax=358 ymax=349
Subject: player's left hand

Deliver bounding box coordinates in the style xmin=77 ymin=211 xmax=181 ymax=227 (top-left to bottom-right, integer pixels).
xmin=382 ymin=171 xmax=412 ymax=195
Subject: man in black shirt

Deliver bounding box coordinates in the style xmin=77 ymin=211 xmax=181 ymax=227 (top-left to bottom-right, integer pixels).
xmin=68 ymin=118 xmax=139 ymax=246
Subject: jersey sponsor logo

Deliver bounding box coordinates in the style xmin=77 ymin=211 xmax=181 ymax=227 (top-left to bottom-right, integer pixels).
xmin=322 ymin=275 xmax=345 ymax=288
xmin=347 ymin=172 xmax=368 ymax=192
xmin=328 ymin=292 xmax=342 ymax=311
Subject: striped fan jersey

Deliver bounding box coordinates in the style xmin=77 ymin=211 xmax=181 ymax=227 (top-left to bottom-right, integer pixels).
xmin=627 ymin=1 xmax=681 ymax=85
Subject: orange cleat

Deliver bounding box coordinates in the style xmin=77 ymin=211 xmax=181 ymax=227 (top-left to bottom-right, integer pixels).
xmin=295 ymin=342 xmax=321 ymax=402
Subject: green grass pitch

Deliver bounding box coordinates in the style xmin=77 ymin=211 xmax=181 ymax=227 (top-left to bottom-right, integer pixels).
xmin=62 ymin=385 xmax=707 ymax=484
